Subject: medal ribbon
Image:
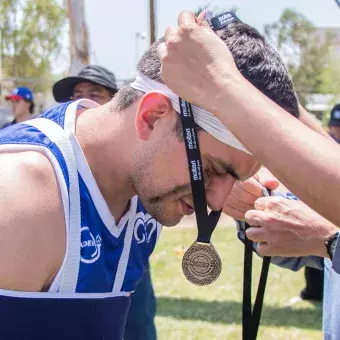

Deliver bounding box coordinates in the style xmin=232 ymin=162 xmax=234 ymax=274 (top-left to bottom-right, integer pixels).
xmin=178 ymin=98 xmax=222 ymax=244
xmin=178 ymin=11 xmax=271 ymax=339
xmin=242 ymin=190 xmax=272 ymax=340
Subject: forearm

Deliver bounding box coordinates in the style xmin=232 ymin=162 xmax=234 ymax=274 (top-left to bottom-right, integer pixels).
xmin=298 ymin=104 xmax=333 ymax=141
xmin=214 ymin=76 xmax=340 ymax=226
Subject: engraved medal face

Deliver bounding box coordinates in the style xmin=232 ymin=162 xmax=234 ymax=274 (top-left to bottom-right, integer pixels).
xmin=182 ymin=242 xmax=222 ymax=286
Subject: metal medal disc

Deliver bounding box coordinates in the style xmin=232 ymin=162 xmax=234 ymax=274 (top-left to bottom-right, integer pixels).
xmin=182 ymin=241 xmax=222 ymax=286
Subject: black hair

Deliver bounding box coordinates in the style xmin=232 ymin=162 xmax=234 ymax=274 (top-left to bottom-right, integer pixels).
xmin=24 ymin=99 xmax=35 ymax=114
xmin=112 ymin=6 xmax=299 ymax=120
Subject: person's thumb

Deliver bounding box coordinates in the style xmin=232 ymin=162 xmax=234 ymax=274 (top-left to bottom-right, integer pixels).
xmin=196 ymin=10 xmax=212 ymax=29
xmin=257 ymin=167 xmax=279 ymax=190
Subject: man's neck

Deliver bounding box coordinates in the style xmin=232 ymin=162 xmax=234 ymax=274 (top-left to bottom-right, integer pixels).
xmin=75 ymin=103 xmax=136 ymax=222
xmin=15 ymin=112 xmax=31 ymax=123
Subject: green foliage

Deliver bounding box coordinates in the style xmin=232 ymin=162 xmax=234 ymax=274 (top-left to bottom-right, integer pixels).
xmin=264 ymin=9 xmax=338 ymax=108
xmin=0 ymin=0 xmax=66 ymax=91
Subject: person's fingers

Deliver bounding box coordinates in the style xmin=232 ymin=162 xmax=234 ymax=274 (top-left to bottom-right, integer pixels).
xmin=178 ymin=10 xmax=197 ymax=28
xmin=236 ymin=178 xmax=263 ymax=197
xmin=165 ymin=26 xmax=178 ymax=43
xmin=157 ymin=42 xmax=167 ymax=60
xmin=222 ymin=205 xmax=246 ymax=220
xmin=224 ymin=194 xmax=254 ymax=215
xmin=253 ymin=197 xmax=267 ymax=211
xmin=256 ymin=242 xmax=271 ymax=257
xmin=262 ymin=180 xmax=279 ymax=191
xmin=246 ymin=227 xmax=266 ymax=243
xmin=244 ymin=209 xmax=270 ymax=226
xmin=228 ymin=184 xmax=259 ymax=205
xmin=196 ymin=10 xmax=211 ymax=28
xmin=257 ymin=168 xmax=279 ymax=190
xmin=254 ymin=196 xmax=286 ymax=213
xmin=196 ymin=10 xmax=206 ymax=25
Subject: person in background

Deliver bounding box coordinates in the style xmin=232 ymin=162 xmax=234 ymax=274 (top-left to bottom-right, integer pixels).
xmin=328 ymin=104 xmax=340 ymax=144
xmin=53 ymin=64 xmax=157 ymax=340
xmin=3 ymin=87 xmax=35 ymax=128
xmin=53 ymin=65 xmax=118 ymax=105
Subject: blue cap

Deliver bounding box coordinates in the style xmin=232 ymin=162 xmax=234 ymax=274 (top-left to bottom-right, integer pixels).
xmin=6 ymin=87 xmax=34 ymax=102
xmin=329 ymin=104 xmax=340 ymax=127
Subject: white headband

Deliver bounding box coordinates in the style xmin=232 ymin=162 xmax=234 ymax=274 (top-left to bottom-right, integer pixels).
xmin=130 ymin=73 xmax=251 ymax=155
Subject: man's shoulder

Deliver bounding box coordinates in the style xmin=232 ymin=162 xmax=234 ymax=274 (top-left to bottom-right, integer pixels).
xmin=0 ymin=151 xmax=65 ymax=223
xmin=0 ymin=151 xmax=66 ymax=291
xmin=0 ymin=150 xmax=57 ymax=183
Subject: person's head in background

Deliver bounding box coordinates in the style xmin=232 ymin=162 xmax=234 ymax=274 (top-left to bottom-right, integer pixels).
xmin=5 ymin=87 xmax=35 ymax=123
xmin=328 ymin=104 xmax=340 ymax=143
xmin=53 ymin=65 xmax=118 ymax=105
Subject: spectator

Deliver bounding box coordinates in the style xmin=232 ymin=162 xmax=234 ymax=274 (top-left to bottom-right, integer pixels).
xmin=3 ymin=87 xmax=35 ymax=128
xmin=53 ymin=65 xmax=118 ymax=105
xmin=328 ymin=104 xmax=340 ymax=143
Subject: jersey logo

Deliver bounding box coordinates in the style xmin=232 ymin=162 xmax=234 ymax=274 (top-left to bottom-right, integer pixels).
xmin=80 ymin=226 xmax=102 ymax=264
xmin=134 ymin=213 xmax=158 ymax=244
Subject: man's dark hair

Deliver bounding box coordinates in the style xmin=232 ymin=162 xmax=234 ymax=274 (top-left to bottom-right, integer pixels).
xmin=24 ymin=99 xmax=35 ymax=114
xmin=113 ymin=7 xmax=299 ymax=120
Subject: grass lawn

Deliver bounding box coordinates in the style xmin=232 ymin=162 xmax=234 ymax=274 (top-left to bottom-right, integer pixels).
xmin=150 ymin=224 xmax=323 ymax=340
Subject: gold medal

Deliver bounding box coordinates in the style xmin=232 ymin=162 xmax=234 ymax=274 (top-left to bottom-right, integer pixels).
xmin=182 ymin=241 xmax=222 ymax=286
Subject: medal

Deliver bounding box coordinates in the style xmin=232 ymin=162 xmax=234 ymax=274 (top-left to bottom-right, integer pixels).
xmin=178 ymin=98 xmax=223 ymax=286
xmin=182 ymin=241 xmax=222 ymax=286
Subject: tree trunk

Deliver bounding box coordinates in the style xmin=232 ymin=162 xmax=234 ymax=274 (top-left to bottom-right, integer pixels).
xmin=67 ymin=0 xmax=89 ymax=74
xmin=149 ymin=0 xmax=156 ymax=45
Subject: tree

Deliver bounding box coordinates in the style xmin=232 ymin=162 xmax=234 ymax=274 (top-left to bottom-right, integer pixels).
xmin=67 ymin=0 xmax=89 ymax=74
xmin=0 ymin=0 xmax=66 ymax=91
xmin=264 ymin=9 xmax=337 ymax=106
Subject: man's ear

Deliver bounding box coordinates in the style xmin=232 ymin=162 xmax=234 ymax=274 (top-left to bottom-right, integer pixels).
xmin=135 ymin=91 xmax=173 ymax=140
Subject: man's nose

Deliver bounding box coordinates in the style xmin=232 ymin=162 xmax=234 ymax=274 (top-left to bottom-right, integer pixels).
xmin=206 ymin=175 xmax=235 ymax=211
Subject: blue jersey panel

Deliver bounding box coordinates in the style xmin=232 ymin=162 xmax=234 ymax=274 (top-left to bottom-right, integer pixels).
xmin=40 ymin=102 xmax=70 ymax=128
xmin=0 ymin=293 xmax=130 ymax=340
xmin=122 ymin=200 xmax=160 ymax=292
xmin=77 ymin=179 xmax=160 ymax=293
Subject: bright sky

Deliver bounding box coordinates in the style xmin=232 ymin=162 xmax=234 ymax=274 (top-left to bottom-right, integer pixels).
xmin=59 ymin=0 xmax=340 ymax=80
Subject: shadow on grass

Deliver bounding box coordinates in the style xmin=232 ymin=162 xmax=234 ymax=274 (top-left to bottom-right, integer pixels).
xmin=156 ymin=297 xmax=322 ymax=330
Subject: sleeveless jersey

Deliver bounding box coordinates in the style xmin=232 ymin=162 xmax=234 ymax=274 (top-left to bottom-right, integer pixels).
xmin=0 ymin=99 xmax=162 ymax=340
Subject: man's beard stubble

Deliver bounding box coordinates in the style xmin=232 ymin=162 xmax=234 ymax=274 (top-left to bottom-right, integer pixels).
xmin=131 ymin=174 xmax=192 ymax=226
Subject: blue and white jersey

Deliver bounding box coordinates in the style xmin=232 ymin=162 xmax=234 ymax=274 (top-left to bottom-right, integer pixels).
xmin=0 ymin=99 xmax=162 ymax=340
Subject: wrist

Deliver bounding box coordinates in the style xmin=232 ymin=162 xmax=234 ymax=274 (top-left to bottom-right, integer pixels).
xmin=209 ymin=72 xmax=246 ymax=116
xmin=325 ymin=230 xmax=340 ymax=260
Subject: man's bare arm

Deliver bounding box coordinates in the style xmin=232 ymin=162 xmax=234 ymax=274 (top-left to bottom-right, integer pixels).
xmin=214 ymin=76 xmax=340 ymax=226
xmin=158 ymin=11 xmax=340 ymax=227
xmin=0 ymin=151 xmax=66 ymax=291
xmin=298 ymin=104 xmax=333 ymax=141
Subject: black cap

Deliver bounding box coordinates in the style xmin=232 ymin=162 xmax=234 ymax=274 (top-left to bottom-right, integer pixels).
xmin=329 ymin=104 xmax=340 ymax=127
xmin=53 ymin=65 xmax=118 ymax=103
